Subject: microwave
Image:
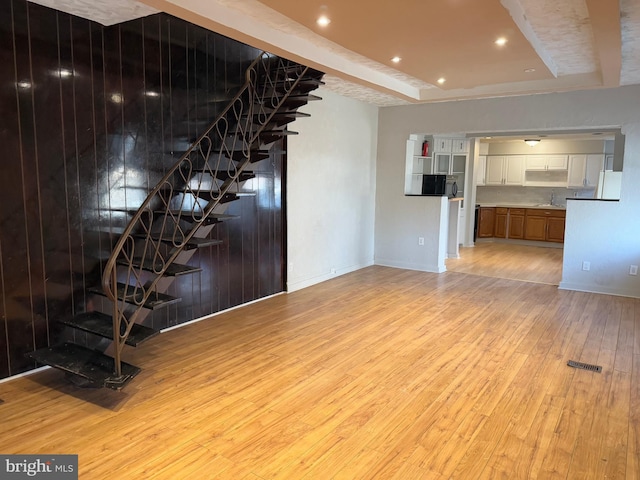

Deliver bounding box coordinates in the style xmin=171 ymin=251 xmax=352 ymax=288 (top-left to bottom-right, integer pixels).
xmin=421 ymin=175 xmax=458 ymax=197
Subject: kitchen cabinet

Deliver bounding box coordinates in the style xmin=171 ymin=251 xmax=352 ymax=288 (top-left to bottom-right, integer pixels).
xmin=478 ymin=206 xmax=564 ymax=243
xmin=547 ymin=155 xmax=569 ymax=170
xmin=507 ymin=208 xmax=525 ymax=239
xmin=524 ymin=209 xmax=565 ymax=243
xmin=547 ymin=217 xmax=566 ymax=243
xmin=525 ymin=155 xmax=568 ymax=171
xmin=478 ymin=207 xmax=495 ymax=238
xmin=494 ymin=207 xmax=507 ymax=238
xmin=404 ymin=135 xmax=434 ymax=194
xmin=524 ymin=215 xmax=547 ymax=241
xmin=435 ymin=153 xmax=467 ymax=175
xmin=476 ymin=155 xmax=486 ymax=186
xmin=568 ymin=154 xmax=603 ymax=188
xmin=405 ymin=135 xmax=468 ymax=195
xmin=451 ymin=138 xmax=470 ymax=153
xmin=458 ymin=207 xmax=466 ymax=245
xmin=433 ymin=137 xmax=452 ymax=153
xmin=485 ymin=157 xmax=504 ymax=185
xmin=433 ymin=137 xmax=467 ymax=201
xmin=485 ymin=156 xmax=524 ymax=186
xmin=433 ymin=137 xmax=468 ymax=153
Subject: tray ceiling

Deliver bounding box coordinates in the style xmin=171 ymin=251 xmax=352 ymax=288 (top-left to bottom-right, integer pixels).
xmin=28 ymin=0 xmax=640 ymax=106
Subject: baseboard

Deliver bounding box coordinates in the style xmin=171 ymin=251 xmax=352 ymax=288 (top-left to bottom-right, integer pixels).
xmin=373 ymin=258 xmax=446 ymax=274
xmin=161 ymin=292 xmax=285 ymax=332
xmin=558 ymin=281 xmax=640 ymax=299
xmin=0 ymin=366 xmax=51 ymax=385
xmin=287 ymin=261 xmax=373 ymax=292
xmin=476 ymin=238 xmax=563 ymax=249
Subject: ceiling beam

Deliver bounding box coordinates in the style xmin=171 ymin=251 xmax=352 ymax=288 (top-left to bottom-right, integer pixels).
xmin=585 ymin=0 xmax=622 ymax=87
xmin=500 ymin=0 xmax=558 ymax=78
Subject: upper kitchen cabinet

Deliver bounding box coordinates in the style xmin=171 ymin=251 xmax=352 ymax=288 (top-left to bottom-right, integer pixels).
xmin=485 ymin=156 xmax=524 ymax=186
xmin=568 ymin=154 xmax=604 ymax=188
xmin=433 ymin=136 xmax=468 ymax=198
xmin=433 ymin=137 xmax=469 ymax=154
xmin=406 ymin=134 xmax=468 ymax=197
xmin=433 ymin=137 xmax=452 ymax=153
xmin=451 ymin=138 xmax=470 ymax=153
xmin=525 ymin=155 xmax=568 ymax=171
xmin=404 ymin=134 xmax=434 ymax=194
xmin=435 ymin=153 xmax=466 ymax=175
xmin=476 ymin=155 xmax=487 ymax=186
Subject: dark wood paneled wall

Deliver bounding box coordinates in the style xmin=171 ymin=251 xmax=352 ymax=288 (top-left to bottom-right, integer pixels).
xmin=0 ymin=0 xmax=285 ymax=379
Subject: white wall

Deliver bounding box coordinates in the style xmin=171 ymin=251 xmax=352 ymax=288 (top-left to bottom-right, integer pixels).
xmin=486 ymin=138 xmax=607 ymax=155
xmin=375 ymin=195 xmax=449 ymax=272
xmin=286 ymin=88 xmax=378 ymax=291
xmin=376 ymin=85 xmax=640 ymax=298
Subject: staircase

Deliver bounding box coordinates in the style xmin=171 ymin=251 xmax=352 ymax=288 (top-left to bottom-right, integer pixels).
xmin=27 ymin=52 xmax=324 ymax=389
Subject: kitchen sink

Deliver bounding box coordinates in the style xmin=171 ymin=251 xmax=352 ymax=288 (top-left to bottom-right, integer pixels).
xmin=535 ymin=203 xmax=563 ymax=208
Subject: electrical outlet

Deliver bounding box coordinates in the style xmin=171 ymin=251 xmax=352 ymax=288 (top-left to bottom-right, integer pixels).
xmin=418 ymin=237 xmax=425 ymax=246
xmin=630 ymin=265 xmax=638 ymax=276
xmin=582 ymin=261 xmax=590 ymax=271
xmin=330 ymin=268 xmax=336 ymax=275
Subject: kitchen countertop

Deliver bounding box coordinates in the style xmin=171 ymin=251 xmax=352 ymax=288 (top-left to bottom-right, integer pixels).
xmin=477 ymin=203 xmax=566 ymax=210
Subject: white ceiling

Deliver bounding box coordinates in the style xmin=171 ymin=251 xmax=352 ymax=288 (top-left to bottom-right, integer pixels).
xmin=28 ymin=0 xmax=640 ymax=107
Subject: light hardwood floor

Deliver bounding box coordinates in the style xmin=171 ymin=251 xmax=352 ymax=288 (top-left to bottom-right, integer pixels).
xmin=1 ymin=264 xmax=639 ymax=479
xmin=446 ymin=242 xmax=564 ymax=285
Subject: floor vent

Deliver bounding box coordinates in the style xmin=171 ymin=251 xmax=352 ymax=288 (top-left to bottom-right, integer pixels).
xmin=567 ymin=360 xmax=602 ymax=373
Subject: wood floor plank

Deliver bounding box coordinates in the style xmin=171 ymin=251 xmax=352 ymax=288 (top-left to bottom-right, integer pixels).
xmin=446 ymin=242 xmax=563 ymax=285
xmin=614 ymin=298 xmax=636 ymax=373
xmin=598 ymin=369 xmax=631 ymax=479
xmin=1 ymin=247 xmax=638 ymax=479
xmin=627 ymin=353 xmax=640 ymax=478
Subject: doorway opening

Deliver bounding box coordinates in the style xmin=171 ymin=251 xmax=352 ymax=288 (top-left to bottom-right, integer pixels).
xmin=451 ymin=128 xmax=624 ymax=285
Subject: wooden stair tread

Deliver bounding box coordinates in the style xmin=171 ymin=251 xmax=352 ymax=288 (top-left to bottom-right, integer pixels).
xmin=271 ymin=77 xmax=324 ymax=86
xmin=89 ymin=283 xmax=181 ymax=310
xmin=283 ymin=93 xmax=322 ymax=102
xmin=187 ymin=169 xmax=255 ymax=182
xmin=166 ymin=189 xmax=256 ymax=203
xmin=59 ymin=311 xmax=158 ymax=346
xmin=261 ymin=129 xmax=298 ymax=135
xmin=253 ymin=111 xmax=310 ymax=118
xmin=134 ymin=234 xmax=223 ymax=250
xmin=27 ymin=342 xmax=140 ymax=389
xmin=157 ymin=212 xmax=238 ymax=225
xmin=184 ymin=150 xmax=269 ymax=164
xmin=117 ymin=258 xmax=202 ymax=277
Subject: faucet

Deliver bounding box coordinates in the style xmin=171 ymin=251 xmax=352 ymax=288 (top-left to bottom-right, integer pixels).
xmin=550 ymin=190 xmax=556 ymax=206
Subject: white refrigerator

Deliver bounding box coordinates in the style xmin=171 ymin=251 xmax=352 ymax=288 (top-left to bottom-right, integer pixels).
xmin=595 ymin=171 xmax=622 ymax=199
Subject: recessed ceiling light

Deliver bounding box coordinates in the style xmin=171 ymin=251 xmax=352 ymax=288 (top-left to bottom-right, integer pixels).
xmin=524 ymin=68 xmax=536 ymax=73
xmin=317 ymin=15 xmax=331 ymax=27
xmin=391 ymin=56 xmax=401 ymax=63
xmin=495 ymin=37 xmax=507 ymax=46
xmin=145 ymin=91 xmax=160 ymax=97
xmin=17 ymin=80 xmax=32 ymax=89
xmin=437 ymin=77 xmax=446 ymax=85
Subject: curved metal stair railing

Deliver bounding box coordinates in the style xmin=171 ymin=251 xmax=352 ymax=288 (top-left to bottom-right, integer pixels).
xmin=101 ymin=52 xmax=312 ymax=382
